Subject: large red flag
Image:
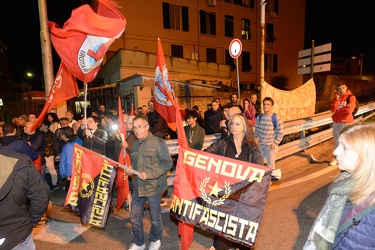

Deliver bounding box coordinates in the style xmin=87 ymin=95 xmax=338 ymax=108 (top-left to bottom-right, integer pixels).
xmin=174 ymin=97 xmax=194 ymax=250
xmin=153 ymin=38 xmax=184 ymax=131
xmin=116 ymin=96 xmax=130 ymax=211
xmin=30 ymin=62 xmax=79 ymax=132
xmin=48 ymin=0 xmax=126 ymax=82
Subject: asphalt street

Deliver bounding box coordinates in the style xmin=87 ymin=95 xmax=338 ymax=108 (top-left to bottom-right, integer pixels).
xmin=33 ymin=138 xmax=335 ymax=249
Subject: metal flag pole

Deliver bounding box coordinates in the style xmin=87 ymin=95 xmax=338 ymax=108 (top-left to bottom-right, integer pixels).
xmin=260 ymin=0 xmax=266 ymax=112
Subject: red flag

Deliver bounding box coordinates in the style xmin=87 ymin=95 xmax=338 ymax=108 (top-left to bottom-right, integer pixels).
xmin=155 ymin=40 xmax=190 ymax=249
xmin=116 ymin=96 xmax=130 ymax=211
xmin=174 ymin=97 xmax=192 ymax=249
xmin=171 ymin=148 xmax=271 ymax=248
xmin=174 ymin=97 xmax=188 ymax=148
xmin=130 ymin=103 xmax=135 ymax=116
xmin=66 ymin=144 xmax=117 ymax=228
xmin=30 ymin=62 xmax=79 ymax=132
xmin=153 ymin=38 xmax=184 ymax=131
xmin=48 ymin=0 xmax=126 ymax=82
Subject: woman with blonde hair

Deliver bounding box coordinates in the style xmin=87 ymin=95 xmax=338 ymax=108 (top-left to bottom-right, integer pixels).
xmin=205 ymin=113 xmax=278 ymax=250
xmin=304 ymin=122 xmax=375 ymax=249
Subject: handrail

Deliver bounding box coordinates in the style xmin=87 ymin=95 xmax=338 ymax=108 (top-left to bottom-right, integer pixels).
xmin=166 ymin=101 xmax=375 ymax=159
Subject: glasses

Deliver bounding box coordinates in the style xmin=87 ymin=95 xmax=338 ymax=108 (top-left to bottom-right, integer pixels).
xmin=133 ymin=123 xmax=149 ymax=131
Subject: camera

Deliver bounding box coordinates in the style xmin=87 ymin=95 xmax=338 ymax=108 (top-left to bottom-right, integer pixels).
xmin=111 ymin=124 xmax=118 ymax=130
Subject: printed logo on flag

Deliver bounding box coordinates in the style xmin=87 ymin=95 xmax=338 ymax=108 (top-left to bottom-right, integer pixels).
xmin=77 ymin=35 xmax=110 ymax=74
xmin=154 ymin=65 xmax=173 ymax=107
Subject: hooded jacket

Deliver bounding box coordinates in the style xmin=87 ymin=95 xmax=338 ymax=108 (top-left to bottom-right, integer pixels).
xmin=0 ymin=135 xmax=38 ymax=160
xmin=0 ymin=150 xmax=48 ymax=249
xmin=330 ymin=90 xmax=356 ymax=123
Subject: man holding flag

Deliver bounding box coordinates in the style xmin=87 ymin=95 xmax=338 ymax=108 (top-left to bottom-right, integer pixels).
xmin=125 ymin=116 xmax=173 ymax=250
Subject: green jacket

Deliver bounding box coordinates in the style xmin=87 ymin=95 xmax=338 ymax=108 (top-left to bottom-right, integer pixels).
xmin=130 ymin=133 xmax=173 ymax=197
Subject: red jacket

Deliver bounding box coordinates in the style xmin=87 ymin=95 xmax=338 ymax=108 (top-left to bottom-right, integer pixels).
xmin=330 ymin=90 xmax=356 ymax=123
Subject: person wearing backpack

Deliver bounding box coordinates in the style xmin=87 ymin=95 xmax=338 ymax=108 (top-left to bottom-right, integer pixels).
xmin=254 ymin=97 xmax=284 ymax=180
xmin=330 ymin=81 xmax=357 ymax=166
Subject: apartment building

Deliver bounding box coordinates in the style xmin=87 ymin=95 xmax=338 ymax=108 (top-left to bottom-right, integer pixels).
xmin=102 ymin=0 xmax=305 ymax=90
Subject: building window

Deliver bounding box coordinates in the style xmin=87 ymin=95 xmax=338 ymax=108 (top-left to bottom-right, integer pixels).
xmin=225 ymin=50 xmax=236 ymax=71
xmin=162 ymin=2 xmax=189 ymax=31
xmin=171 ymin=44 xmax=183 ymax=58
xmin=266 ymin=0 xmax=279 ymax=13
xmin=241 ymin=19 xmax=251 ymax=40
xmin=200 ymin=10 xmax=216 ymax=35
xmin=224 ymin=15 xmax=234 ymax=37
xmin=266 ymin=23 xmax=276 ymax=47
xmin=234 ymin=0 xmax=254 ymax=8
xmin=265 ymin=53 xmax=278 ymax=73
xmin=206 ymin=48 xmax=217 ymax=63
xmin=242 ymin=51 xmax=252 ymax=72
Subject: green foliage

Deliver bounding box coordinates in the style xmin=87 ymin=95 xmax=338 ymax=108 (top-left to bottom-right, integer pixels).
xmin=270 ymin=74 xmax=289 ymax=90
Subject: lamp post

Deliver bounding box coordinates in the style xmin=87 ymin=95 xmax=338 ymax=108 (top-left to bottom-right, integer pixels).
xmin=27 ymin=72 xmax=44 ymax=90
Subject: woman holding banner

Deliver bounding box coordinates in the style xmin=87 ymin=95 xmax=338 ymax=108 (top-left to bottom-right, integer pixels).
xmin=204 ymin=113 xmax=264 ymax=250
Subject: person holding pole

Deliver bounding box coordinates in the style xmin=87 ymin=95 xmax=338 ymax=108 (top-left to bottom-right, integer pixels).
xmin=125 ymin=116 xmax=173 ymax=250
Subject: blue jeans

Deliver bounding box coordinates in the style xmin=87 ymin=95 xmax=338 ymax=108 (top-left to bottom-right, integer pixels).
xmin=12 ymin=232 xmax=35 ymax=250
xmin=258 ymin=144 xmax=278 ymax=170
xmin=130 ymin=191 xmax=162 ymax=246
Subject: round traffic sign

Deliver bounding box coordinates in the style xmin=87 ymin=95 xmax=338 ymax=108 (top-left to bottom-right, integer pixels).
xmin=229 ymin=39 xmax=242 ymax=58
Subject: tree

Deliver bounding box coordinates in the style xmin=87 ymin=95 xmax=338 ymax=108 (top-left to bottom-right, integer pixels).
xmin=270 ymin=74 xmax=289 ymax=90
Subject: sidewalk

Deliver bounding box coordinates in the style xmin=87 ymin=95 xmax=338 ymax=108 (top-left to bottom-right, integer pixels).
xmin=276 ymin=138 xmax=334 ymax=176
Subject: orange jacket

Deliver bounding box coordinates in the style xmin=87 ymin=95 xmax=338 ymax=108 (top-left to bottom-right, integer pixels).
xmin=330 ymin=90 xmax=356 ymax=123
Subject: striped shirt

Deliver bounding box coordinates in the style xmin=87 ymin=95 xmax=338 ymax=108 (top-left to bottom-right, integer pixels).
xmin=254 ymin=113 xmax=284 ymax=146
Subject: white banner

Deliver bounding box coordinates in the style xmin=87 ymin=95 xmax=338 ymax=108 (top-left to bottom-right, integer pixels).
xmin=261 ymin=78 xmax=316 ymax=121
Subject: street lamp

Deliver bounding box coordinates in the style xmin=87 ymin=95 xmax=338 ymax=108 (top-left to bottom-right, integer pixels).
xmin=26 ymin=72 xmax=44 ymax=90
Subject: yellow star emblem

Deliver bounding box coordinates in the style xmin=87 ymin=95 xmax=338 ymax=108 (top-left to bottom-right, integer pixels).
xmin=208 ymin=182 xmax=223 ymax=198
xmin=81 ymin=180 xmax=90 ymax=192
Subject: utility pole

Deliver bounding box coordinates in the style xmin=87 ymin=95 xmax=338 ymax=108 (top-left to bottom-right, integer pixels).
xmin=260 ymin=0 xmax=266 ymax=111
xmin=38 ymin=0 xmax=54 ymax=98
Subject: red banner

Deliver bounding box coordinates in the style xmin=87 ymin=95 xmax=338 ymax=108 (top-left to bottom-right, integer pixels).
xmin=65 ymin=144 xmax=116 ymax=228
xmin=171 ymin=147 xmax=271 ymax=248
xmin=30 ymin=62 xmax=79 ymax=132
xmin=48 ymin=0 xmax=126 ymax=82
xmin=116 ymin=96 xmax=130 ymax=211
xmin=153 ymin=39 xmax=184 ymax=131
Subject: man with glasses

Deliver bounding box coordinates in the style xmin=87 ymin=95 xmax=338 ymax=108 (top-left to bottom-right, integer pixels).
xmin=125 ymin=116 xmax=173 ymax=250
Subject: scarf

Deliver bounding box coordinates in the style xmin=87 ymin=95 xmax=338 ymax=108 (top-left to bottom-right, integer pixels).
xmin=304 ymin=171 xmax=356 ymax=250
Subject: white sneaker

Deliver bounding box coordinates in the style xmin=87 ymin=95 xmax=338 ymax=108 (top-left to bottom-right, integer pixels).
xmin=329 ymin=159 xmax=337 ymax=166
xmin=128 ymin=243 xmax=145 ymax=250
xmin=149 ymin=240 xmax=161 ymax=250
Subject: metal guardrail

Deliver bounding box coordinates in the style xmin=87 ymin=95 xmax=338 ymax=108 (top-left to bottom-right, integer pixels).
xmin=166 ymin=101 xmax=375 ymax=160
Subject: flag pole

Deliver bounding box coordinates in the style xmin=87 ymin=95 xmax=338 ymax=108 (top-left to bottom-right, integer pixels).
xmin=84 ymin=82 xmax=88 ymax=129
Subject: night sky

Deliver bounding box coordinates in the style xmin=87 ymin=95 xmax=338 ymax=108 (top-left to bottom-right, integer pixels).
xmin=1 ymin=0 xmax=374 ymax=91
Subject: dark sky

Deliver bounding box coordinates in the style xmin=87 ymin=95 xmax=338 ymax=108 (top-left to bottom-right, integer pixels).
xmin=1 ymin=0 xmax=82 ymax=90
xmin=1 ymin=0 xmax=374 ymax=91
xmin=305 ymin=0 xmax=375 ymax=72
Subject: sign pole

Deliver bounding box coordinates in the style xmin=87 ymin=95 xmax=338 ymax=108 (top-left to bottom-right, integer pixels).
xmin=229 ymin=38 xmax=242 ymax=103
xmin=236 ymin=57 xmax=240 ymax=101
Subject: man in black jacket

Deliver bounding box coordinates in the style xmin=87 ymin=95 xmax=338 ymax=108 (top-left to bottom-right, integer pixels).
xmin=0 ymin=150 xmax=48 ymax=249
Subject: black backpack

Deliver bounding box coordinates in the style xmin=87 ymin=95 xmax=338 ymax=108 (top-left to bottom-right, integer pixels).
xmin=346 ymin=95 xmax=359 ymax=117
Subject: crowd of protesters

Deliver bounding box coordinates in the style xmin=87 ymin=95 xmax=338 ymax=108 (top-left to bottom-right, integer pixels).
xmin=0 ymin=92 xmax=285 ymax=250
